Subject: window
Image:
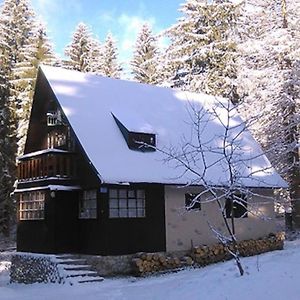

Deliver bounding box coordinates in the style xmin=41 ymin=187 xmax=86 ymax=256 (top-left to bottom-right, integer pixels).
xmin=225 ymin=193 xmax=247 ymax=218
xmin=128 ymin=132 xmax=156 ymax=151
xmin=19 ymin=191 xmax=45 ymax=220
xmin=47 ymin=132 xmax=67 ymax=149
xmin=109 ymin=189 xmax=145 ymax=218
xmin=79 ymin=190 xmax=97 ymax=219
xmin=185 ymin=193 xmax=201 ymax=211
xmin=111 ymin=113 xmax=156 ymax=152
xmin=47 ymin=111 xmax=63 ymax=126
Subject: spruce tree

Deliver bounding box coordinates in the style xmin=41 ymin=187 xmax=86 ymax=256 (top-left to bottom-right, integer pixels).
xmin=130 ymin=23 xmax=160 ymax=85
xmin=0 ymin=0 xmax=37 ymax=150
xmin=238 ymin=0 xmax=300 ymax=227
xmin=0 ymin=0 xmax=54 ymax=234
xmin=164 ymin=0 xmax=240 ymax=102
xmin=64 ymin=22 xmax=94 ymax=72
xmin=88 ymin=37 xmax=103 ymax=74
xmin=100 ymin=33 xmax=122 ymax=78
xmin=0 ymin=41 xmax=16 ymax=237
xmin=14 ymin=22 xmax=58 ymax=154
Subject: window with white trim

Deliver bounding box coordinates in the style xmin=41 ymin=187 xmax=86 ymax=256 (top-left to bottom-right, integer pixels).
xmin=109 ymin=189 xmax=145 ymax=218
xmin=79 ymin=190 xmax=97 ymax=219
xmin=19 ymin=191 xmax=45 ymax=220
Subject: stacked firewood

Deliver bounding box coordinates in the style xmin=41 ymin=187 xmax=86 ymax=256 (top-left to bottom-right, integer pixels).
xmin=132 ymin=252 xmax=194 ymax=275
xmin=192 ymin=244 xmax=229 ymax=265
xmin=132 ymin=232 xmax=284 ymax=276
xmin=238 ymin=232 xmax=284 ymax=257
xmin=191 ymin=233 xmax=284 ymax=266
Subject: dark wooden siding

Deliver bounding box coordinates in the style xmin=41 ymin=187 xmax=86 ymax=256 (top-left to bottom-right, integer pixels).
xmin=78 ymin=184 xmax=166 ymax=255
xmin=17 ymin=192 xmax=54 ymax=253
xmin=17 ymin=191 xmax=79 ymax=254
xmin=17 ymin=69 xmax=166 ymax=256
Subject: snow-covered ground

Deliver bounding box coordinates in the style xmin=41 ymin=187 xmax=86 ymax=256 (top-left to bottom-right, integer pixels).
xmin=1 ymin=240 xmax=300 ymax=300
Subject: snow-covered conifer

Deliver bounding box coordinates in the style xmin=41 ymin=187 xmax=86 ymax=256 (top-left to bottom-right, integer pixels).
xmin=88 ymin=37 xmax=103 ymax=74
xmin=14 ymin=22 xmax=58 ymax=154
xmin=164 ymin=0 xmax=240 ymax=102
xmin=100 ymin=33 xmax=122 ymax=78
xmin=64 ymin=22 xmax=94 ymax=72
xmin=238 ymin=0 xmax=300 ymax=225
xmin=0 ymin=0 xmax=52 ymax=233
xmin=130 ymin=23 xmax=160 ymax=85
xmin=0 ymin=42 xmax=16 ymax=236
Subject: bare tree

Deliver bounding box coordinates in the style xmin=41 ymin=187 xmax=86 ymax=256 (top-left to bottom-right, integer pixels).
xmin=142 ymin=95 xmax=286 ymax=276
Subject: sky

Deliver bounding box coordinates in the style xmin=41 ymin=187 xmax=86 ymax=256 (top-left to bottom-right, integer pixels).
xmin=6 ymin=0 xmax=184 ymax=71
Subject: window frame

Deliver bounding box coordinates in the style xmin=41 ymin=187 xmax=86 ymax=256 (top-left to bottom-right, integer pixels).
xmin=109 ymin=188 xmax=146 ymax=219
xmin=79 ymin=189 xmax=97 ymax=219
xmin=225 ymin=193 xmax=248 ymax=219
xmin=19 ymin=191 xmax=45 ymax=220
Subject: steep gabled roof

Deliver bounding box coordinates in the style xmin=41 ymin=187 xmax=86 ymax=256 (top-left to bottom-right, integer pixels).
xmin=39 ymin=66 xmax=287 ymax=188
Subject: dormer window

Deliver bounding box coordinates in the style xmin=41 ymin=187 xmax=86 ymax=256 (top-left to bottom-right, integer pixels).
xmin=128 ymin=132 xmax=156 ymax=151
xmin=112 ymin=112 xmax=156 ymax=152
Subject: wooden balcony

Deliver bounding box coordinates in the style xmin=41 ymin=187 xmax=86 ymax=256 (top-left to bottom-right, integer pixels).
xmin=17 ymin=150 xmax=77 ymax=182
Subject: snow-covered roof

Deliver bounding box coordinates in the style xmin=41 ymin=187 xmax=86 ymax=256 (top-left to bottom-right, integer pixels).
xmin=39 ymin=66 xmax=287 ymax=188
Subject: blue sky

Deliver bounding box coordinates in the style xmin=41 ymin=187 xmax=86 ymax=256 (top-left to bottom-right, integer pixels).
xmin=24 ymin=0 xmax=183 ymax=66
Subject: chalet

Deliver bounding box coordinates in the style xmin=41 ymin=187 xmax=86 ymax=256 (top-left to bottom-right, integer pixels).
xmin=13 ymin=66 xmax=287 ymax=255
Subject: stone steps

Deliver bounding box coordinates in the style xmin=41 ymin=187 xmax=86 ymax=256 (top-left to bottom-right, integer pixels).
xmin=56 ymin=254 xmax=104 ymax=285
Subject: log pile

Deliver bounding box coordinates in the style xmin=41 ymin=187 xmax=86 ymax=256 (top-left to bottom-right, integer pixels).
xmin=191 ymin=232 xmax=284 ymax=266
xmin=132 ymin=232 xmax=284 ymax=276
xmin=238 ymin=232 xmax=284 ymax=257
xmin=132 ymin=252 xmax=194 ymax=275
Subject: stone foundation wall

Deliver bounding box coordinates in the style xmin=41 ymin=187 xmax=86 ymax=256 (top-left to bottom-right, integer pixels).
xmin=83 ymin=254 xmax=134 ymax=276
xmin=10 ymin=253 xmax=64 ymax=284
xmin=132 ymin=232 xmax=284 ymax=276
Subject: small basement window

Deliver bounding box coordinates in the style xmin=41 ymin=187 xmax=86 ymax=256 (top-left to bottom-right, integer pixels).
xmin=109 ymin=189 xmax=145 ymax=218
xmin=19 ymin=191 xmax=45 ymax=220
xmin=225 ymin=193 xmax=247 ymax=218
xmin=185 ymin=193 xmax=201 ymax=211
xmin=79 ymin=190 xmax=97 ymax=219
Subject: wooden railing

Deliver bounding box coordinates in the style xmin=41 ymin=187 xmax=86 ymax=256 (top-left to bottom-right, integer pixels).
xmin=18 ymin=153 xmax=76 ymax=182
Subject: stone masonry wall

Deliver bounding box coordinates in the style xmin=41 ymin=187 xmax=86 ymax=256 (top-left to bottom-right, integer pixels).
xmin=10 ymin=253 xmax=64 ymax=284
xmin=83 ymin=254 xmax=134 ymax=276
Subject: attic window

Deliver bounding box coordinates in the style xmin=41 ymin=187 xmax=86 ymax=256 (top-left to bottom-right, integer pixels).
xmin=112 ymin=113 xmax=156 ymax=152
xmin=47 ymin=110 xmax=63 ymax=126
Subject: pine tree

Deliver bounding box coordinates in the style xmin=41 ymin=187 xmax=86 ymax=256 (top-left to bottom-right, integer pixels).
xmin=238 ymin=0 xmax=300 ymax=227
xmin=100 ymin=33 xmax=122 ymax=78
xmin=14 ymin=22 xmax=58 ymax=154
xmin=0 ymin=0 xmax=54 ymax=234
xmin=0 ymin=69 xmax=13 ymax=237
xmin=0 ymin=0 xmax=36 ymax=64
xmin=0 ymin=37 xmax=16 ymax=237
xmin=0 ymin=0 xmax=37 ymax=146
xmin=130 ymin=23 xmax=160 ymax=84
xmin=164 ymin=0 xmax=240 ymax=102
xmin=64 ymin=22 xmax=94 ymax=72
xmin=88 ymin=37 xmax=103 ymax=74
